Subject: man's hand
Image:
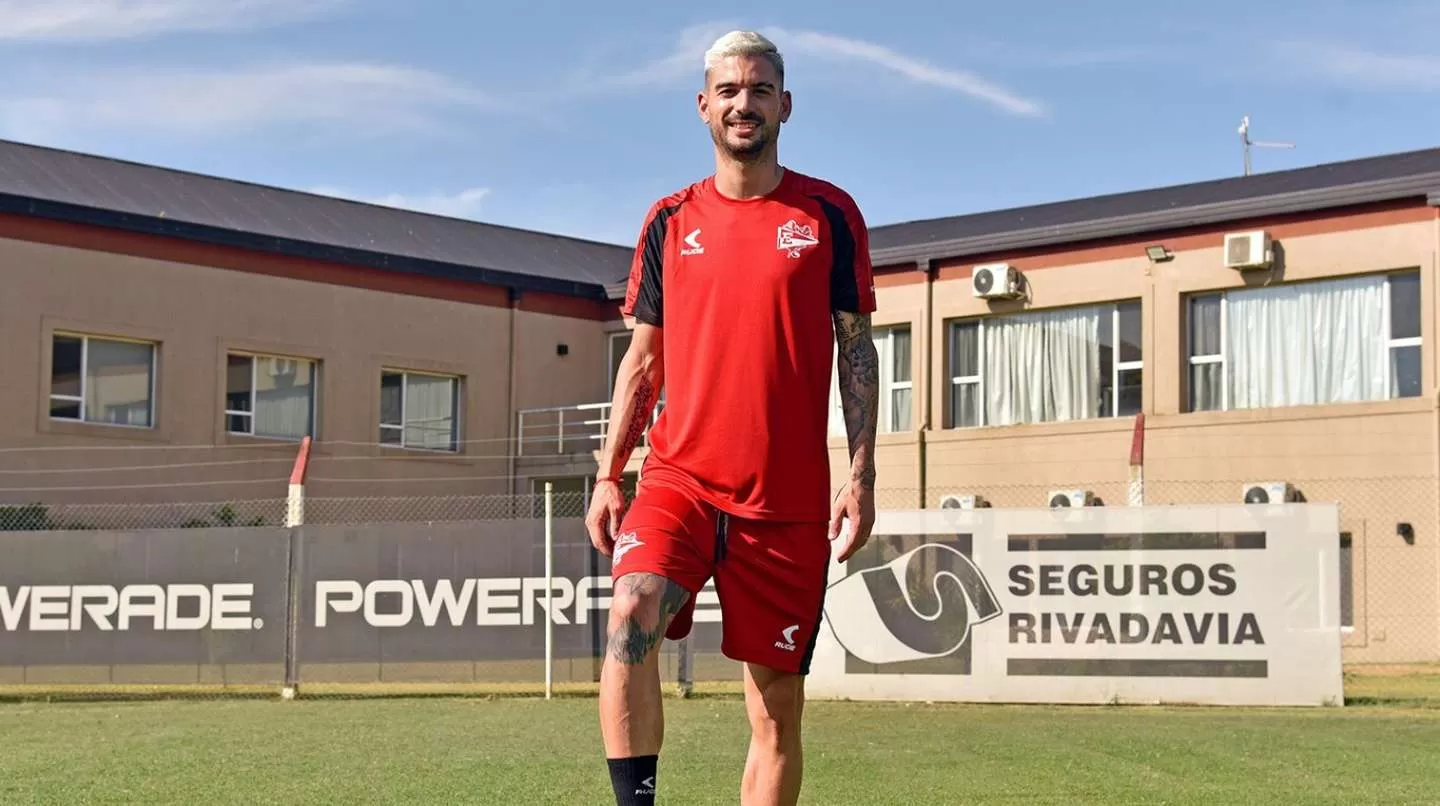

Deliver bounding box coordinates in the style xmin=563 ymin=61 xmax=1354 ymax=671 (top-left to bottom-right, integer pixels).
xmin=828 ymin=477 xmax=875 ymax=563
xmin=586 ymin=480 xmax=627 ymax=557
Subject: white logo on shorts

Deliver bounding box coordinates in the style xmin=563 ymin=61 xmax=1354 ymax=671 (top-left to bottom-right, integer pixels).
xmin=775 ymin=623 xmax=800 ymax=652
xmin=613 ymin=531 xmax=643 ymax=564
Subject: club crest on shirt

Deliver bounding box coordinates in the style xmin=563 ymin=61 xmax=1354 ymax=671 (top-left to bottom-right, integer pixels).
xmin=776 ymin=219 xmax=820 ymax=258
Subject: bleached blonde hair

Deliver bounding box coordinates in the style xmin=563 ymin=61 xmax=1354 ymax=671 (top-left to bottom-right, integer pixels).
xmin=704 ymin=30 xmax=785 ymax=83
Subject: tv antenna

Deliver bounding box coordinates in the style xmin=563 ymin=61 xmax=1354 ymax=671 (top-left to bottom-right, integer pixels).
xmin=1238 ymin=115 xmax=1294 ymax=176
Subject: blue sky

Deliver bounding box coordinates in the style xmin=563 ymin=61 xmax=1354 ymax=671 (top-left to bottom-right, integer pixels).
xmin=1 ymin=0 xmax=1438 ymax=246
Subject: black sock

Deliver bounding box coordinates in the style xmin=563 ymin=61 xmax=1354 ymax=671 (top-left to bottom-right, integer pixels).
xmin=607 ymin=755 xmax=657 ymax=805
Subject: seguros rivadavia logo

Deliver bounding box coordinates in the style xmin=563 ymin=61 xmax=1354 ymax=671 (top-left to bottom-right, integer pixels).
xmin=824 ymin=540 xmax=1002 ymax=671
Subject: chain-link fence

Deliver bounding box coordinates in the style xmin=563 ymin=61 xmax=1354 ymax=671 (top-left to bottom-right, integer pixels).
xmin=2 ymin=473 xmax=1436 ymax=701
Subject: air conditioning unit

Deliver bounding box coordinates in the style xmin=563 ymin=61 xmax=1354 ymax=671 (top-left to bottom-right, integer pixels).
xmin=939 ymin=493 xmax=990 ymax=510
xmin=1223 ymin=231 xmax=1273 ymax=270
xmin=1047 ymin=489 xmax=1095 ymax=508
xmin=1242 ymin=481 xmax=1300 ymax=504
xmin=972 ymin=263 xmax=1022 ymax=299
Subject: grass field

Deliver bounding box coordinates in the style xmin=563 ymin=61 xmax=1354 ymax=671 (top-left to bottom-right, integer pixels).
xmin=3 ymin=667 xmax=1439 ymax=805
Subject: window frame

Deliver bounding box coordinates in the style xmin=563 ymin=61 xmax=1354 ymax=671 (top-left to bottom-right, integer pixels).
xmin=828 ymin=322 xmax=914 ymax=437
xmin=224 ymin=351 xmax=319 ymax=441
xmin=606 ymin=330 xmax=633 ymax=398
xmin=1185 ymin=270 xmax=1421 ymax=413
xmin=379 ymin=368 xmax=462 ymax=452
xmin=876 ymin=324 xmax=913 ymax=434
xmin=946 ymin=301 xmax=1143 ymax=429
xmin=48 ymin=331 xmax=158 ymax=429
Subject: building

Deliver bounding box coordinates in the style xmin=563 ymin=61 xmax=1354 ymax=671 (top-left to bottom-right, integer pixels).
xmin=2 ymin=137 xmax=1438 ymax=663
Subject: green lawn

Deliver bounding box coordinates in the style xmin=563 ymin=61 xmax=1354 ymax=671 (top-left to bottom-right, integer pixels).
xmin=2 ymin=670 xmax=1438 ymax=805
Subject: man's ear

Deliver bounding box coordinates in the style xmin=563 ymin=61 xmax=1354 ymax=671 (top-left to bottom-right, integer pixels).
xmin=780 ymin=90 xmax=792 ymax=123
xmin=697 ymin=90 xmax=708 ymax=122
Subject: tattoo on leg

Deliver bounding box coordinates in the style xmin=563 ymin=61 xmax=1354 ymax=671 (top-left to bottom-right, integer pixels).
xmin=609 ymin=573 xmax=690 ymax=665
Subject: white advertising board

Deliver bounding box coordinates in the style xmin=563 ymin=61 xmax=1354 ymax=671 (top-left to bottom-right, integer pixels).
xmin=808 ymin=504 xmax=1344 ymax=707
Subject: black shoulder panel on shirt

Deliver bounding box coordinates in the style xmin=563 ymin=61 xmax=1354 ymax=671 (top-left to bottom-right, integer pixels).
xmin=812 ymin=194 xmax=860 ymax=313
xmin=632 ymin=202 xmax=682 ymax=327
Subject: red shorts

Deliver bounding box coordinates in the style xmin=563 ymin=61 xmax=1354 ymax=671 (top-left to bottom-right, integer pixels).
xmin=609 ymin=479 xmax=832 ymax=675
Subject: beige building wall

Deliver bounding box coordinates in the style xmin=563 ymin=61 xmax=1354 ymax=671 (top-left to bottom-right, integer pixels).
xmin=0 ymin=217 xmax=619 ymax=513
xmin=823 ymin=199 xmax=1440 ymax=664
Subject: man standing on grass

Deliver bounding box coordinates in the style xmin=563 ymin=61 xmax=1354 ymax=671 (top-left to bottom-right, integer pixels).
xmin=583 ymin=29 xmax=880 ymax=806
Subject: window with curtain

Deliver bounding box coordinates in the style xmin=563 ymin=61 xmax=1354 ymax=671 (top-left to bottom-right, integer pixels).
xmin=1186 ymin=270 xmax=1420 ymax=412
xmin=828 ymin=324 xmax=913 ymax=437
xmin=947 ymin=301 xmax=1142 ymax=429
xmin=380 ymin=370 xmax=461 ymax=451
xmin=50 ymin=333 xmax=156 ymax=428
xmin=225 ymin=353 xmax=317 ymax=440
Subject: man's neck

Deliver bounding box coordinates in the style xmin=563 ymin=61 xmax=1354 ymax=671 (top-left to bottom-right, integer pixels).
xmin=712 ymin=156 xmax=784 ymax=200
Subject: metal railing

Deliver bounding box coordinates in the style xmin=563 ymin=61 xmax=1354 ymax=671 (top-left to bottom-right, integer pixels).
xmin=515 ymin=400 xmax=664 ymax=456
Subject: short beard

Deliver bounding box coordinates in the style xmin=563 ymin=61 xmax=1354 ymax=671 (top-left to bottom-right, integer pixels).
xmin=710 ymin=121 xmax=775 ymax=163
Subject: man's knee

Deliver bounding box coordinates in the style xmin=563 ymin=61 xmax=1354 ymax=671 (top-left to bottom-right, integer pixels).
xmin=607 ymin=572 xmax=689 ymax=664
xmin=745 ymin=666 xmax=805 ymax=743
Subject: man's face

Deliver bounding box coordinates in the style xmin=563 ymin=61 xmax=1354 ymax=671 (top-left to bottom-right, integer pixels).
xmin=698 ymin=54 xmax=791 ymax=161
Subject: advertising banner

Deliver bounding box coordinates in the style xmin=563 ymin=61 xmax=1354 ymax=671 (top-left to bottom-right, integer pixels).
xmin=293 ymin=520 xmax=722 ymax=674
xmin=0 ymin=527 xmax=291 ymax=682
xmin=808 ymin=504 xmax=1345 ymax=707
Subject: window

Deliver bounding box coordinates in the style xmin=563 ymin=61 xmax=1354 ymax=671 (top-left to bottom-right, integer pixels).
xmin=829 ymin=324 xmax=913 ymax=436
xmin=1187 ymin=271 xmax=1420 ymax=412
xmin=607 ymin=331 xmax=632 ymax=397
xmin=49 ymin=333 xmax=155 ymax=427
xmin=225 ymin=353 xmax=317 ymax=440
xmin=878 ymin=326 xmax=913 ymax=433
xmin=947 ymin=301 xmax=1142 ymax=428
xmin=380 ymin=370 xmax=460 ymax=451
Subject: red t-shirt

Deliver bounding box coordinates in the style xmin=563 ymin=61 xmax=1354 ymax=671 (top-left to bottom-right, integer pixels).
xmin=621 ymin=168 xmax=876 ymax=523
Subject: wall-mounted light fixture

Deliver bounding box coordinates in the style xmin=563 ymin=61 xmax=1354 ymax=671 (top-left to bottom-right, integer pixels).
xmin=1397 ymin=522 xmax=1415 ymax=545
xmin=1145 ymin=245 xmax=1173 ymax=262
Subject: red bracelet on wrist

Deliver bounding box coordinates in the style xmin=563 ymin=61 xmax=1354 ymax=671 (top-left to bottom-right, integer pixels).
xmin=595 ymin=475 xmax=622 ymax=486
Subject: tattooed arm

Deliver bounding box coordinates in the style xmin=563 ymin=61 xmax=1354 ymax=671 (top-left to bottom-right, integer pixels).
xmin=586 ymin=323 xmax=664 ymax=556
xmin=834 ymin=310 xmax=879 ymax=491
xmin=596 ymin=322 xmax=664 ymax=481
xmin=829 ymin=309 xmax=879 ymax=560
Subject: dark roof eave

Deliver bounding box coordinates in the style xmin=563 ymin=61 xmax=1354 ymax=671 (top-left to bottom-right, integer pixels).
xmin=871 ymin=173 xmax=1440 ymax=268
xmin=0 ymin=193 xmax=612 ymax=301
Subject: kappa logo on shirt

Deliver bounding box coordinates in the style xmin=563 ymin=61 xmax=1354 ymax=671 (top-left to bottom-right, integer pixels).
xmin=776 ymin=220 xmax=819 ymax=258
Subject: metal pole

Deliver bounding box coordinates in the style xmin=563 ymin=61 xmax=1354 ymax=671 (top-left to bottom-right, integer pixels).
xmin=545 ymin=481 xmax=554 ymax=700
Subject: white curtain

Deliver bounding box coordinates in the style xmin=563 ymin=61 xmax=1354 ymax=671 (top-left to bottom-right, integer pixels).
xmin=887 ymin=328 xmax=912 ymax=432
xmin=984 ymin=307 xmax=1103 ymax=426
xmin=252 ymin=357 xmax=315 ymax=439
xmin=85 ymin=339 xmax=154 ymax=427
xmin=405 ymin=375 xmax=458 ymax=450
xmin=1225 ymin=275 xmax=1387 ymax=409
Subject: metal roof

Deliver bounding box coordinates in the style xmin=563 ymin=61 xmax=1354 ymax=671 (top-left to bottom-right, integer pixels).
xmin=867 ymin=146 xmax=1440 ymax=266
xmin=0 ymin=138 xmax=633 ymax=299
xmin=3 ymin=138 xmax=1440 ymax=296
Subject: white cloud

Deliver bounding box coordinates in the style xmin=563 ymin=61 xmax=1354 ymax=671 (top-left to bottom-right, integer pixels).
xmin=1272 ymin=40 xmax=1440 ymax=91
xmin=580 ymin=22 xmax=739 ymax=90
xmin=305 ymin=185 xmax=492 ymax=220
xmin=768 ymin=29 xmax=1046 ymax=118
xmin=0 ymin=62 xmax=497 ymax=140
xmin=578 ymin=23 xmax=1046 ymax=119
xmin=0 ymin=0 xmax=342 ymax=41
